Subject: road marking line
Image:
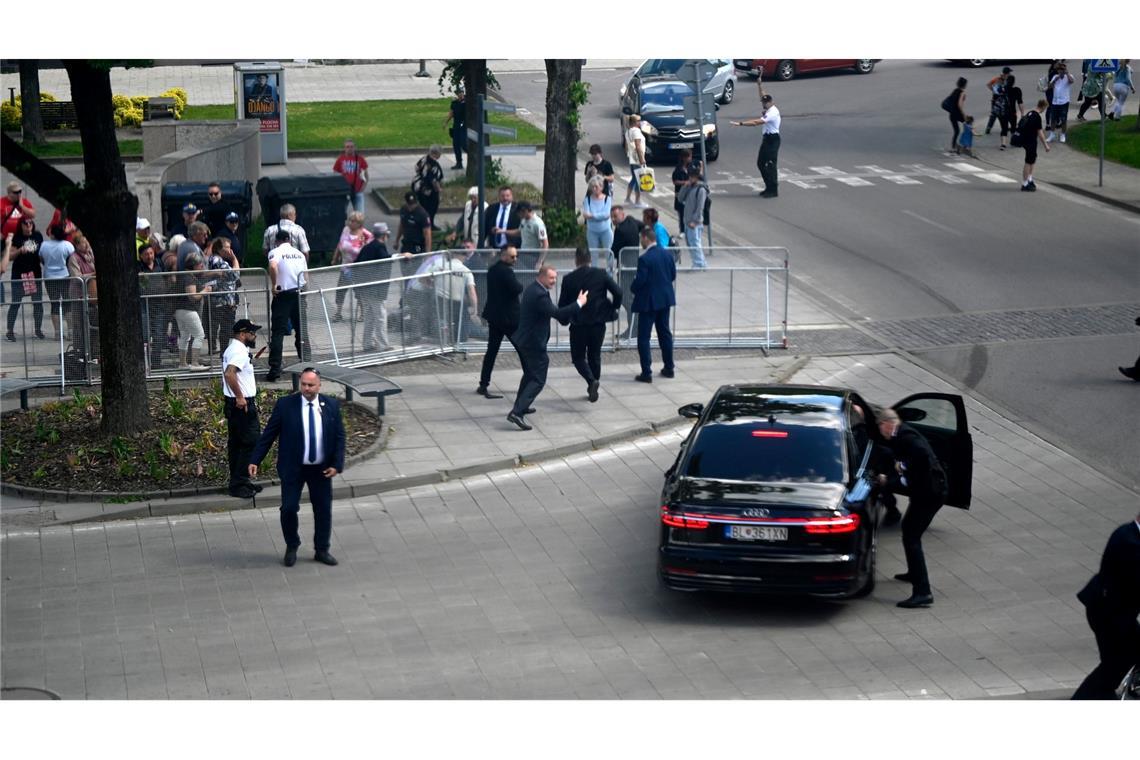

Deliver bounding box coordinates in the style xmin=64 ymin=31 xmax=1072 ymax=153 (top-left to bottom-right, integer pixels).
xmin=976 ymin=173 xmax=1018 ymax=184
xmin=902 ymin=210 xmax=963 ymax=235
xmin=902 ymin=163 xmax=970 ymax=184
xmin=856 ymin=165 xmax=923 ymax=185
xmin=809 ymin=166 xmax=874 ymax=186
xmin=945 ymin=162 xmax=984 ymax=173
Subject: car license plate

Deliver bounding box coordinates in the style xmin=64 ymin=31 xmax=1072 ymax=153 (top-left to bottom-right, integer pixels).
xmin=727 ymin=525 xmax=788 ymax=542
xmin=668 ymin=142 xmax=694 ymax=150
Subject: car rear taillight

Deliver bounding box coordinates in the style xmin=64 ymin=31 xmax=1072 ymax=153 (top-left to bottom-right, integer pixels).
xmin=803 ymin=514 xmax=860 ymax=534
xmin=661 ymin=506 xmax=709 ymax=530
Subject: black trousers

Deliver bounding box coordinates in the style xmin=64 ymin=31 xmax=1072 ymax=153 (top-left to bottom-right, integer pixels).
xmin=757 ymin=133 xmax=781 ymax=194
xmin=279 ymin=463 xmax=333 ymax=551
xmin=269 ymin=290 xmax=303 ymax=373
xmin=900 ymin=495 xmax=943 ymax=596
xmin=1072 ymin=606 xmax=1140 ymax=699
xmin=224 ymin=397 xmax=261 ymax=490
xmin=511 ymin=347 xmax=549 ymax=417
xmin=479 ymin=322 xmax=515 ymax=388
xmin=6 ymin=280 xmax=44 ymax=333
xmin=417 ymin=191 xmax=440 ymax=228
xmin=1077 ymin=93 xmax=1104 ymax=120
xmin=569 ymin=322 xmax=606 ymax=385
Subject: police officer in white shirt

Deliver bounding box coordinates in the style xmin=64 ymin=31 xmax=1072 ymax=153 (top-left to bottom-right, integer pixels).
xmin=223 ymin=319 xmax=264 ymax=498
xmin=266 ymin=228 xmax=309 ymax=381
xmin=731 ymin=81 xmax=782 ymax=198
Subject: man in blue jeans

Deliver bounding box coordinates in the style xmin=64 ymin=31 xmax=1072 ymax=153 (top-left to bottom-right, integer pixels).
xmin=678 ymin=168 xmax=708 ymax=269
xmin=631 ymin=226 xmax=675 ymax=383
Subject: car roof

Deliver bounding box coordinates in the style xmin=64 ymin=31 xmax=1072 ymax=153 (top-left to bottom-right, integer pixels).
xmin=705 ymin=385 xmax=850 ymax=422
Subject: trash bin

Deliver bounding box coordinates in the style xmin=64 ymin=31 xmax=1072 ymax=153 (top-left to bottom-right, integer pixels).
xmin=256 ymin=175 xmax=349 ymax=266
xmin=160 ymin=181 xmax=253 ymax=237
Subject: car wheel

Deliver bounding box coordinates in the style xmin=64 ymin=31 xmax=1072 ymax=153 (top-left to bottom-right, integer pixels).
xmin=720 ymin=79 xmax=735 ymax=104
xmin=851 ymin=526 xmax=877 ymax=598
xmin=705 ymin=138 xmax=719 ymax=162
xmin=967 ymin=59 xmax=987 ymax=68
xmin=854 ymin=59 xmax=875 ymax=75
xmin=775 ymin=60 xmax=796 ymax=81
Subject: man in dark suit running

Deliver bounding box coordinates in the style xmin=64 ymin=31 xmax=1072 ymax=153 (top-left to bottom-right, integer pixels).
xmin=876 ymin=406 xmax=948 ymax=609
xmin=478 ymin=246 xmax=524 ymax=399
xmin=631 ymin=225 xmax=676 ymax=383
xmin=1072 ymin=511 xmax=1140 ymax=699
xmin=559 ymin=246 xmax=622 ymax=402
xmin=507 ymin=266 xmax=587 ymax=431
xmin=249 ymin=368 xmax=347 ymax=567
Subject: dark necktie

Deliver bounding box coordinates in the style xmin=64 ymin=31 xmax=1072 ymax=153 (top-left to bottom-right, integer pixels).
xmin=498 ymin=205 xmax=507 ymax=245
xmin=468 ymin=204 xmax=476 ymax=241
xmin=307 ymin=402 xmax=317 ymax=464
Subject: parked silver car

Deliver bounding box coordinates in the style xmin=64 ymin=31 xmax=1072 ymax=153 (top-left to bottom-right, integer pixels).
xmin=619 ymin=59 xmax=738 ymax=106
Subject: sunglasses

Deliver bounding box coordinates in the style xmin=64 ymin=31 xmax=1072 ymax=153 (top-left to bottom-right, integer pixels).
xmin=208 ymin=192 xmax=221 ymax=197
xmin=9 ymin=189 xmax=21 ymax=195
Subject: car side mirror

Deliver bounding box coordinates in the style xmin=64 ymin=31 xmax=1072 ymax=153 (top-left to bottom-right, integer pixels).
xmin=622 ymin=105 xmax=633 ymax=116
xmin=678 ymin=402 xmax=704 ymax=419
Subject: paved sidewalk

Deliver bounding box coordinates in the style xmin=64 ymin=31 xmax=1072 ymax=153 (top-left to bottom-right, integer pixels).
xmin=2 ymin=351 xmax=1133 ymax=699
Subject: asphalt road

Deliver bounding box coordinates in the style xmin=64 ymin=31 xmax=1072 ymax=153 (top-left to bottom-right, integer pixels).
xmin=497 ymin=59 xmax=1140 ymax=491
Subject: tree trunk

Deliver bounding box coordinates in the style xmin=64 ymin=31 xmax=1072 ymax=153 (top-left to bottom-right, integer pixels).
xmin=462 ymin=60 xmax=488 ymax=186
xmin=64 ymin=61 xmax=151 ymax=436
xmin=18 ymin=61 xmax=46 ymax=147
xmin=542 ymin=60 xmax=584 ymax=209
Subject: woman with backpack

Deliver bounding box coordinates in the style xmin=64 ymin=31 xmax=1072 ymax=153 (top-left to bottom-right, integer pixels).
xmin=942 ymin=78 xmax=968 ymax=154
xmin=1000 ymin=75 xmax=1024 ymax=151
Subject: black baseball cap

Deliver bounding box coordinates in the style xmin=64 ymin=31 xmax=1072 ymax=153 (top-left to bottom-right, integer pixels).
xmin=1002 ymin=66 xmax=1013 ymax=74
xmin=233 ymin=319 xmax=262 ymax=333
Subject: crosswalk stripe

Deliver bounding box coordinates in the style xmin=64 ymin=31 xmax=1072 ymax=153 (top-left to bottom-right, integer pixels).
xmin=976 ymin=173 xmax=1018 ymax=184
xmin=901 ymin=163 xmax=970 ymax=184
xmin=809 ymin=166 xmax=875 ymax=186
xmin=944 ymin=162 xmax=984 ymax=173
xmin=855 ymin=165 xmax=924 ymax=185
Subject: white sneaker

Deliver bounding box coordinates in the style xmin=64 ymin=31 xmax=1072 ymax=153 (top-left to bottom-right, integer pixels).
xmin=1045 ymin=132 xmax=1055 ymax=143
xmin=1060 ymin=134 xmax=1066 ymax=143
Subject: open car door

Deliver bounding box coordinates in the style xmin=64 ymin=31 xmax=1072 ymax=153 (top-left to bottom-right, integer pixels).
xmin=893 ymin=393 xmax=973 ymax=509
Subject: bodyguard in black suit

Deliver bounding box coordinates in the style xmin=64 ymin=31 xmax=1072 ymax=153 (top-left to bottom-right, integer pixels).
xmin=1072 ymin=513 xmax=1140 ymax=699
xmin=507 ymin=266 xmax=587 ymax=430
xmin=249 ymin=368 xmax=347 ymax=567
xmin=876 ymin=407 xmax=948 ymax=609
xmin=559 ymin=247 xmax=621 ymax=402
xmin=630 ymin=226 xmax=676 ymax=382
xmin=478 ymin=246 xmax=524 ymax=398
xmin=482 ymin=186 xmax=521 ymax=250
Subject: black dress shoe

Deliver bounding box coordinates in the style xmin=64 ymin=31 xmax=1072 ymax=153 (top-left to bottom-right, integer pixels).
xmin=634 ymin=373 xmax=652 ymax=383
xmin=507 ymin=412 xmax=532 ymax=431
xmin=5 ymin=333 xmax=15 ymax=342
xmin=1119 ymin=366 xmax=1139 ymax=381
xmin=283 ymin=547 xmax=297 ymax=567
xmin=660 ymin=368 xmax=675 ymax=378
xmin=893 ymin=572 xmax=913 ymax=582
xmin=524 ymin=407 xmax=536 ymax=415
xmin=882 ymin=508 xmax=902 ymax=527
xmin=265 ymin=372 xmax=281 ymax=382
xmin=228 ymin=486 xmax=257 ymax=499
xmin=587 ymin=380 xmax=599 ymax=402
xmin=314 ymin=550 xmax=338 ymax=566
xmin=251 ymin=483 xmax=264 ymax=493
xmin=760 ymin=191 xmax=778 ymax=198
xmin=476 ymin=386 xmax=504 ymax=399
xmin=897 ymin=593 xmax=933 ymax=608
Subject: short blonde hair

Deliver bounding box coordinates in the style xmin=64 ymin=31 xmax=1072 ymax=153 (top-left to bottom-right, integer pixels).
xmin=347 ymin=211 xmax=365 ymax=226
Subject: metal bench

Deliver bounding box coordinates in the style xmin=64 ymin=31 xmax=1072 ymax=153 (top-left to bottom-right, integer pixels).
xmin=283 ymin=364 xmax=402 ymax=417
xmin=40 ymin=101 xmax=79 ymax=130
xmin=0 ymin=377 xmax=42 ymax=410
xmin=144 ymin=96 xmax=177 ymax=121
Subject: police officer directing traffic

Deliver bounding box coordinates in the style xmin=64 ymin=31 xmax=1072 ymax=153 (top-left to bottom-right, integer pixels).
xmin=731 ymin=78 xmax=781 ymax=198
xmin=223 ymin=319 xmax=264 ymax=499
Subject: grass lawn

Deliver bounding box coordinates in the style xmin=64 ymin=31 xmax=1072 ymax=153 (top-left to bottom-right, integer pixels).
xmin=1065 ymin=115 xmax=1140 ymax=169
xmin=184 ymin=99 xmax=544 ymax=151
xmin=21 ymin=139 xmax=142 ymax=158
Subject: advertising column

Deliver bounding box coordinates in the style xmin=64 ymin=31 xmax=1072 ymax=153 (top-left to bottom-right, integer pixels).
xmin=234 ymin=62 xmax=287 ymax=164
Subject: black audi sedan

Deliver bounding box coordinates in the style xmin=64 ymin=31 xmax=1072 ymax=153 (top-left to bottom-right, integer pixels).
xmin=658 ymin=385 xmax=972 ymax=598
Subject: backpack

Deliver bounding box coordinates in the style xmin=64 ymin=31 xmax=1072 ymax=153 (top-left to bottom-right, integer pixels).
xmin=1009 ymin=113 xmax=1030 ymax=148
xmin=940 ymin=90 xmax=957 ymax=113
xmin=701 ymin=182 xmax=712 ymax=226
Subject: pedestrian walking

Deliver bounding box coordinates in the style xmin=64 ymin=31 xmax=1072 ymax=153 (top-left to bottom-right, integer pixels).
xmin=958 ymin=115 xmax=976 ymax=157
xmin=5 ymin=218 xmax=45 ymax=341
xmin=1019 ymin=99 xmax=1051 ymax=192
xmin=506 ymin=266 xmax=587 ymax=430
xmin=173 ymin=251 xmax=214 ymax=371
xmin=672 ymin=149 xmax=703 ymax=234
xmin=624 ymin=114 xmax=647 ymax=207
xmin=477 ymin=246 xmax=524 ymax=399
xmin=39 ymin=223 xmax=74 ymax=341
xmin=1110 ymin=60 xmax=1134 ymax=120
xmin=875 ymin=406 xmax=949 ymax=609
xmin=355 ymin=222 xmax=394 ymax=352
xmin=984 ymin=67 xmax=1012 ymax=135
xmin=937 ymin=77 xmax=968 ymax=155
xmin=559 ymin=246 xmax=621 ymax=402
xmin=610 ymin=205 xmax=643 ymax=335
xmin=999 ymin=75 xmax=1024 ymax=151
xmin=731 ymin=81 xmax=781 ymax=197
xmin=333 ymin=140 xmax=370 ymax=213
xmin=222 ymin=319 xmax=264 ymax=499
xmin=265 ymin=228 xmax=309 ymax=382
xmin=330 ymin=210 xmax=373 ymax=323
xmin=249 ymin=367 xmax=347 ymax=568
xmin=584 ymin=144 xmax=616 ymax=197
xmin=581 ymin=177 xmax=613 ymax=263
xmin=455 ymin=187 xmax=486 ymax=247
xmin=396 ymin=191 xmax=432 ymax=284
xmin=1077 ymin=71 xmax=1108 ymax=122
xmin=631 ymin=225 xmax=675 ymax=383
xmin=444 ymin=86 xmax=467 ymax=170
xmin=1046 ymin=62 xmax=1074 ymax=143
xmin=413 ymin=146 xmax=445 ymax=229
xmin=677 ymin=168 xmax=709 ymax=268
xmin=1071 ymin=511 xmax=1140 ymax=699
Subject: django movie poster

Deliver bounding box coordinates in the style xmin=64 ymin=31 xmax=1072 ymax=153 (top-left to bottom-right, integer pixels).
xmin=243 ymin=72 xmax=280 ymax=132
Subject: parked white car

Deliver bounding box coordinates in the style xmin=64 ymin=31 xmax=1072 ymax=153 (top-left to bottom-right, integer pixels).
xmin=619 ymin=59 xmax=738 ymax=106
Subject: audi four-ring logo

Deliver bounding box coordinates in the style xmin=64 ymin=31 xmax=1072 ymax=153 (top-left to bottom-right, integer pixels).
xmin=743 ymin=508 xmax=770 ymax=517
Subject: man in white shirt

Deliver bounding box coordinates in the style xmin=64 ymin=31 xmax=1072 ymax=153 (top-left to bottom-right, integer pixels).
xmin=266 ymin=229 xmax=309 ymax=381
xmin=424 ymin=245 xmax=479 ymax=343
xmin=731 ymin=83 xmax=782 ymax=198
xmin=1046 ymin=62 xmax=1075 ymax=143
xmin=222 ymin=319 xmax=264 ymax=499
xmin=262 ymin=203 xmax=311 ymax=258
xmin=624 ymin=114 xmax=647 ymax=207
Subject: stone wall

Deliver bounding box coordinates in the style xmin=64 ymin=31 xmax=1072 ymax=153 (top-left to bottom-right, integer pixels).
xmin=135 ymin=120 xmax=262 ymax=236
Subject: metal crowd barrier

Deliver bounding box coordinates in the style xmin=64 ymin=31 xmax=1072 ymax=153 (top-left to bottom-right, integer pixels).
xmin=0 ymin=275 xmax=90 ymax=389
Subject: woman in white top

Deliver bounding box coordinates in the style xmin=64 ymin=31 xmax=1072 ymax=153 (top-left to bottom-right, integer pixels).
xmin=38 ymin=223 xmax=74 ymax=340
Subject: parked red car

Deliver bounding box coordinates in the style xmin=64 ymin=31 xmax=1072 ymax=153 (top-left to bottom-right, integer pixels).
xmin=733 ymin=59 xmax=878 ymax=81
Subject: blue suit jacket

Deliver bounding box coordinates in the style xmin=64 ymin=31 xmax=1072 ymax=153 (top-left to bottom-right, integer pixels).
xmin=630 ymin=244 xmax=676 ymax=313
xmin=250 ymin=393 xmax=347 ymax=475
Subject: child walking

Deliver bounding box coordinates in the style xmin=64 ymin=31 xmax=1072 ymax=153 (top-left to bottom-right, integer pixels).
xmin=958 ymin=115 xmax=976 ymax=157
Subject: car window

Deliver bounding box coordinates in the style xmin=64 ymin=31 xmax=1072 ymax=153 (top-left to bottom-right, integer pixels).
xmin=641 ymin=83 xmax=694 ymax=111
xmin=897 ymin=397 xmax=958 ymax=432
xmin=683 ymin=421 xmax=845 ymax=483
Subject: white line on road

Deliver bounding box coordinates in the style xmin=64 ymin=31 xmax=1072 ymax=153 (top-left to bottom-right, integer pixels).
xmin=976 ymin=173 xmax=1018 ymax=184
xmin=901 ymin=164 xmax=971 ymax=184
xmin=856 ymin=165 xmax=923 ymax=185
xmin=901 ymin=210 xmax=963 ymax=235
xmin=944 ymin=162 xmax=985 ymax=173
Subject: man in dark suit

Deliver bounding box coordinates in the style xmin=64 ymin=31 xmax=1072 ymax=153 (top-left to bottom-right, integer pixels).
xmin=478 ymin=246 xmax=524 ymax=399
xmin=631 ymin=226 xmax=676 ymax=383
xmin=876 ymin=406 xmax=948 ymax=608
xmin=507 ymin=266 xmax=587 ymax=430
xmin=1072 ymin=512 xmax=1140 ymax=699
xmin=611 ymin=205 xmax=643 ymax=336
xmin=559 ymin=246 xmax=622 ymax=402
xmin=249 ymin=368 xmax=347 ymax=567
xmin=482 ymin=186 xmax=521 ymax=250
